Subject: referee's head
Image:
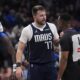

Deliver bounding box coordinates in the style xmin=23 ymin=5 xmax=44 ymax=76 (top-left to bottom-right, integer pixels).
xmin=60 ymin=13 xmax=72 ymax=30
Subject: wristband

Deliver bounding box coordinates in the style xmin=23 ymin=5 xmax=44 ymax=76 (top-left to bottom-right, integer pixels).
xmin=13 ymin=64 xmax=17 ymax=72
xmin=16 ymin=62 xmax=21 ymax=67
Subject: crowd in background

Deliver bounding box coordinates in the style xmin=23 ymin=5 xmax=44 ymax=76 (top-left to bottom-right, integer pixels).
xmin=0 ymin=0 xmax=80 ymax=79
xmin=0 ymin=0 xmax=80 ymax=48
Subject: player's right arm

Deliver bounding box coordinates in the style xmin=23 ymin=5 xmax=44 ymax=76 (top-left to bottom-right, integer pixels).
xmin=16 ymin=27 xmax=28 ymax=79
xmin=16 ymin=25 xmax=32 ymax=79
xmin=16 ymin=41 xmax=26 ymax=79
xmin=16 ymin=41 xmax=26 ymax=64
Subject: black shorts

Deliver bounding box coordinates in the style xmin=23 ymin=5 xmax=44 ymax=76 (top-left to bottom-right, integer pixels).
xmin=29 ymin=63 xmax=55 ymax=80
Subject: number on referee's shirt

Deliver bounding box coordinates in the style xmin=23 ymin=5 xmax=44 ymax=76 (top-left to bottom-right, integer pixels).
xmin=72 ymin=34 xmax=80 ymax=62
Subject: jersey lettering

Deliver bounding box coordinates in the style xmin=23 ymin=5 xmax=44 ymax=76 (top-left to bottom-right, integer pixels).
xmin=78 ymin=37 xmax=80 ymax=45
xmin=34 ymin=33 xmax=52 ymax=49
xmin=34 ymin=33 xmax=52 ymax=42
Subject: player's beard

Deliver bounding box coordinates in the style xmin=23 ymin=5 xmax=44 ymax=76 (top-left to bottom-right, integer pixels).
xmin=37 ymin=19 xmax=46 ymax=26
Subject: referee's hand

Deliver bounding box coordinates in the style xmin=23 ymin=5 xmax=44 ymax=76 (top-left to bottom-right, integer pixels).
xmin=16 ymin=67 xmax=22 ymax=79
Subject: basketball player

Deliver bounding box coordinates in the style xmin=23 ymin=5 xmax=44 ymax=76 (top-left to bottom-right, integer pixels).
xmin=0 ymin=22 xmax=15 ymax=80
xmin=16 ymin=5 xmax=59 ymax=80
xmin=57 ymin=13 xmax=80 ymax=80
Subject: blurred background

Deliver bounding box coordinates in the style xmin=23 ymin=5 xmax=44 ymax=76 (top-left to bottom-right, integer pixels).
xmin=0 ymin=0 xmax=80 ymax=79
xmin=0 ymin=0 xmax=80 ymax=48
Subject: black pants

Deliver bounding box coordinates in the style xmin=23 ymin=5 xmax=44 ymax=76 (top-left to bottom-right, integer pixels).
xmin=62 ymin=62 xmax=80 ymax=80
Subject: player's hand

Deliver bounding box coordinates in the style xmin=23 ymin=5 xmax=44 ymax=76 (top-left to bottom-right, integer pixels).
xmin=57 ymin=78 xmax=61 ymax=80
xmin=57 ymin=75 xmax=61 ymax=80
xmin=16 ymin=67 xmax=22 ymax=79
xmin=22 ymin=60 xmax=29 ymax=68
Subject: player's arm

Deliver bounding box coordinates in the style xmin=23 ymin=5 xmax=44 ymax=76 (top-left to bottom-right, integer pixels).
xmin=51 ymin=23 xmax=59 ymax=45
xmin=16 ymin=26 xmax=30 ymax=66
xmin=16 ymin=27 xmax=28 ymax=79
xmin=52 ymin=24 xmax=60 ymax=50
xmin=16 ymin=41 xmax=26 ymax=64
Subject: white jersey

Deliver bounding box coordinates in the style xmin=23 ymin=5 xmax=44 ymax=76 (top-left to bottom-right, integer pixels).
xmin=19 ymin=22 xmax=59 ymax=44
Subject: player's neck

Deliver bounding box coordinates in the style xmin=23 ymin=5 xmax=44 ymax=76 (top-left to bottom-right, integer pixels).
xmin=34 ymin=22 xmax=45 ymax=28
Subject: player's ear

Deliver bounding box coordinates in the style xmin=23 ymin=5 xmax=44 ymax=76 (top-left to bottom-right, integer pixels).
xmin=33 ymin=15 xmax=36 ymax=21
xmin=33 ymin=15 xmax=36 ymax=19
xmin=33 ymin=15 xmax=35 ymax=19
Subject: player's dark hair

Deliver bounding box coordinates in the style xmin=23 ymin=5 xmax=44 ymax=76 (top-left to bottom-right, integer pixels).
xmin=32 ymin=5 xmax=46 ymax=15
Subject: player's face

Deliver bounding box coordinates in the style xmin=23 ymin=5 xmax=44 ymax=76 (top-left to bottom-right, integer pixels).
xmin=34 ymin=10 xmax=47 ymax=25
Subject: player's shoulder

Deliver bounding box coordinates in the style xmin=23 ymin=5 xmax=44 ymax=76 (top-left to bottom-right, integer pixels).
xmin=22 ymin=24 xmax=32 ymax=32
xmin=47 ymin=22 xmax=56 ymax=26
xmin=47 ymin=22 xmax=57 ymax=28
xmin=47 ymin=22 xmax=57 ymax=31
